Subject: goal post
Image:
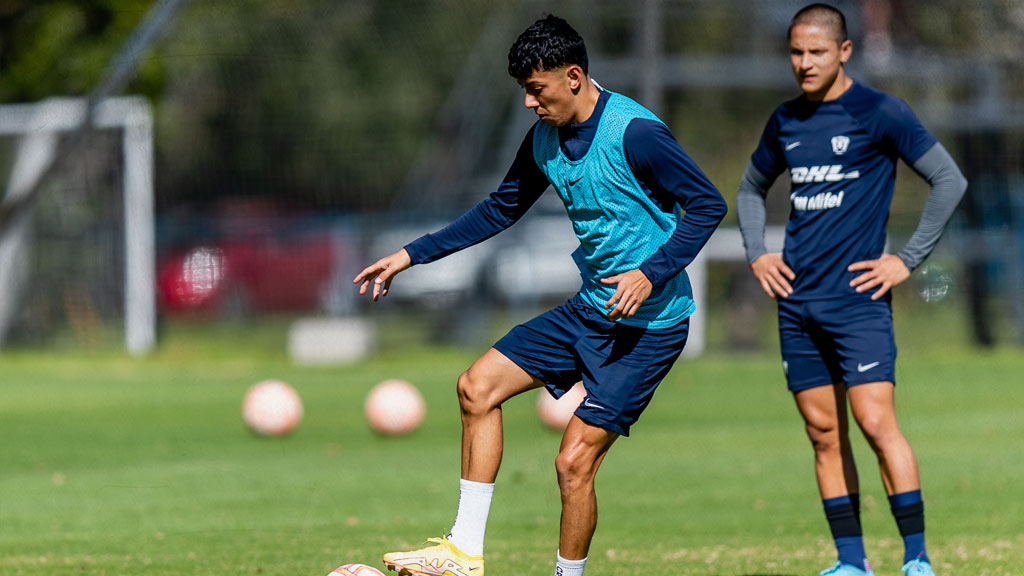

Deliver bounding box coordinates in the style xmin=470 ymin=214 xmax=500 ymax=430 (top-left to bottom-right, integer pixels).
xmin=683 ymin=226 xmax=785 ymax=357
xmin=0 ymin=97 xmax=155 ymax=355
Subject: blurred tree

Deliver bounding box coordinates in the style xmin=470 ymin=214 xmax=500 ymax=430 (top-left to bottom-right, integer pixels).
xmin=0 ymin=0 xmax=162 ymax=101
xmin=1 ymin=0 xmax=501 ymax=212
xmin=1 ymin=0 xmax=1020 ymax=216
xmin=154 ymin=0 xmax=497 ymax=212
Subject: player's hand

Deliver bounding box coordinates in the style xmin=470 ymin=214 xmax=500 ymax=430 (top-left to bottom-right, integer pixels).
xmin=749 ymin=253 xmax=795 ymax=299
xmin=848 ymin=253 xmax=910 ymax=300
xmin=601 ymin=269 xmax=653 ymax=321
xmin=353 ymin=249 xmax=412 ymax=301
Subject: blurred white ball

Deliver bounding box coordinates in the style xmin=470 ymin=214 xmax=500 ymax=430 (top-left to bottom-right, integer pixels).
xmin=242 ymin=379 xmax=303 ymax=436
xmin=365 ymin=379 xmax=426 ymax=436
xmin=328 ymin=564 xmax=386 ymax=576
xmin=537 ymin=382 xmax=586 ymax=429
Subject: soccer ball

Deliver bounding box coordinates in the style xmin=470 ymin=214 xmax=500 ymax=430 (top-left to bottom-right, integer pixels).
xmin=242 ymin=379 xmax=303 ymax=436
xmin=365 ymin=379 xmax=426 ymax=435
xmin=327 ymin=564 xmax=386 ymax=576
xmin=537 ymin=382 xmax=586 ymax=429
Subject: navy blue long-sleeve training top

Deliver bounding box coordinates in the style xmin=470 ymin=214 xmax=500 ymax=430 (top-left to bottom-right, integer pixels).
xmin=405 ymin=88 xmax=727 ymax=291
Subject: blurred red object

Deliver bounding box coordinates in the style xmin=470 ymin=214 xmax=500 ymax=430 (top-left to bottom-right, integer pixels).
xmin=157 ymin=204 xmax=336 ymax=316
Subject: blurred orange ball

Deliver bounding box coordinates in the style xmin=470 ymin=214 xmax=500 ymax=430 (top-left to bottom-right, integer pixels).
xmin=242 ymin=380 xmax=303 ymax=436
xmin=536 ymin=382 xmax=586 ymax=429
xmin=365 ymin=379 xmax=426 ymax=435
xmin=327 ymin=564 xmax=386 ymax=576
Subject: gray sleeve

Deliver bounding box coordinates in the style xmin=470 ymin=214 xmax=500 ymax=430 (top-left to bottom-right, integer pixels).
xmin=736 ymin=161 xmax=776 ymax=264
xmin=896 ymin=142 xmax=968 ymax=271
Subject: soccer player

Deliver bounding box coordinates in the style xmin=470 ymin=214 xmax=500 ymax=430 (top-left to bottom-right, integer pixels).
xmin=354 ymin=14 xmax=726 ymax=576
xmin=736 ymin=4 xmax=967 ymax=576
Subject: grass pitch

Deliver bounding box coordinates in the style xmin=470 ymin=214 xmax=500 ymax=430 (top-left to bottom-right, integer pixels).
xmin=1 ymin=320 xmax=1021 ymax=576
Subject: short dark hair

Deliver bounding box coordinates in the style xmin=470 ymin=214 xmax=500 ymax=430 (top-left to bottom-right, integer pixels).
xmin=789 ymin=3 xmax=848 ymax=45
xmin=507 ymin=14 xmax=588 ymax=80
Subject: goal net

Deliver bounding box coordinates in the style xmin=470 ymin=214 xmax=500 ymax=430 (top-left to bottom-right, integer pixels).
xmin=0 ymin=97 xmax=155 ymax=355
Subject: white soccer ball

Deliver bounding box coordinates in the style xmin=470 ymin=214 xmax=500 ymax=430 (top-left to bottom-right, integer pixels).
xmin=242 ymin=379 xmax=303 ymax=437
xmin=327 ymin=564 xmax=386 ymax=576
xmin=365 ymin=379 xmax=426 ymax=436
xmin=537 ymin=382 xmax=586 ymax=429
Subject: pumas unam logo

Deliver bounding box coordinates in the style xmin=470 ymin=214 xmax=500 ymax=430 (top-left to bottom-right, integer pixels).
xmin=831 ymin=135 xmax=850 ymax=155
xmin=790 ymin=165 xmax=860 ymax=184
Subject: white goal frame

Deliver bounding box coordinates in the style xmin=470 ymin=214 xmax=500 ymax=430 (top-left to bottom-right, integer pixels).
xmin=684 ymin=226 xmax=785 ymax=357
xmin=0 ymin=97 xmax=155 ymax=355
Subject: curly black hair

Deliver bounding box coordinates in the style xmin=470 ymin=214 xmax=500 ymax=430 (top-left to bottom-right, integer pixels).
xmin=507 ymin=14 xmax=588 ymax=81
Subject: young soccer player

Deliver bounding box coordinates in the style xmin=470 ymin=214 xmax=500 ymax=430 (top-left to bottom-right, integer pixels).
xmin=736 ymin=4 xmax=967 ymax=576
xmin=354 ymin=14 xmax=726 ymax=576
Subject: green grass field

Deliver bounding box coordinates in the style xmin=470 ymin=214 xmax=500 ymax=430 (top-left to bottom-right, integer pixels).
xmin=1 ymin=319 xmax=1022 ymax=576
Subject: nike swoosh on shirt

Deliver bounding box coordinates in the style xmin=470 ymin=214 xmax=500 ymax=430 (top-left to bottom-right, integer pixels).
xmin=568 ymin=175 xmax=584 ymax=186
xmin=583 ymin=399 xmax=605 ymax=410
xmin=785 ymin=141 xmax=801 ymax=151
xmin=857 ymin=361 xmax=880 ymax=373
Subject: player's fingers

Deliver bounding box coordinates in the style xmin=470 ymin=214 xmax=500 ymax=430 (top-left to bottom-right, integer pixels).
xmin=847 ymin=259 xmax=876 ymax=272
xmin=604 ymin=287 xmax=623 ymax=309
xmin=610 ymin=291 xmax=636 ymax=319
xmin=623 ymin=299 xmax=641 ymax=319
xmin=853 ymin=275 xmax=883 ymax=293
xmin=771 ymin=270 xmax=793 ymax=296
xmin=871 ymin=282 xmax=892 ymax=300
xmin=764 ymin=269 xmax=789 ymax=297
xmin=849 ymin=270 xmax=876 ymax=287
xmin=371 ymin=278 xmax=382 ymax=301
xmin=381 ymin=275 xmax=395 ymax=297
xmin=778 ymin=262 xmax=796 ymax=281
xmin=353 ymin=265 xmax=376 ymax=284
xmin=757 ymin=273 xmax=779 ymax=299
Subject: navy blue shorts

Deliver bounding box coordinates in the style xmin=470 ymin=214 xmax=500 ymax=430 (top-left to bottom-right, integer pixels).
xmin=493 ymin=294 xmax=689 ymax=436
xmin=778 ymin=296 xmax=897 ymax=392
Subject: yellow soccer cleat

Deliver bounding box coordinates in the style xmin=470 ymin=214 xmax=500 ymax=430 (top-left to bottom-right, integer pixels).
xmin=382 ymin=536 xmax=484 ymax=576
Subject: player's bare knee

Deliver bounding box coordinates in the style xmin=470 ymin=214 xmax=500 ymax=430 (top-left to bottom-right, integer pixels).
xmin=456 ymin=370 xmax=494 ymax=417
xmin=805 ymin=422 xmax=841 ymax=454
xmin=853 ymin=412 xmax=891 ymax=445
xmin=554 ymin=448 xmax=594 ymax=491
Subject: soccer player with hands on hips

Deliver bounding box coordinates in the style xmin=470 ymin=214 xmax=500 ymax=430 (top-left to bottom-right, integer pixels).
xmin=355 ymin=14 xmax=726 ymax=576
xmin=736 ymin=4 xmax=967 ymax=576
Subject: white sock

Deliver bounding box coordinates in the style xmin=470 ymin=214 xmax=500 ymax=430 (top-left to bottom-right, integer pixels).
xmin=447 ymin=478 xmax=494 ymax=557
xmin=555 ymin=551 xmax=587 ymax=576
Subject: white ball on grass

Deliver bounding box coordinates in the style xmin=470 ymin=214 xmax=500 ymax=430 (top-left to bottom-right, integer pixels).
xmin=537 ymin=382 xmax=586 ymax=430
xmin=242 ymin=379 xmax=303 ymax=437
xmin=364 ymin=379 xmax=426 ymax=436
xmin=327 ymin=564 xmax=386 ymax=576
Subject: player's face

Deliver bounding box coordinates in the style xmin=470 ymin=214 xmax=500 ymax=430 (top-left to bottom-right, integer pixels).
xmin=518 ymin=65 xmax=586 ymax=127
xmin=789 ymin=23 xmax=852 ymax=101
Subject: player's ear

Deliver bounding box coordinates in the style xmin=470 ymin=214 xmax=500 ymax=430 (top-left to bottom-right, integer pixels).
xmin=566 ymin=65 xmax=585 ymax=91
xmin=839 ymin=39 xmax=853 ymax=64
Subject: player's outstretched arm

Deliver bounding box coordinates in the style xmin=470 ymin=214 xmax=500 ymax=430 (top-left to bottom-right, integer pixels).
xmin=847 ymin=253 xmax=910 ymax=300
xmin=750 ymin=253 xmax=795 ymax=299
xmin=353 ymin=248 xmax=412 ymax=302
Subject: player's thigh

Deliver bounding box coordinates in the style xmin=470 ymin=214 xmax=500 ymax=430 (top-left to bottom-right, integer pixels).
xmin=462 ymin=347 xmax=545 ymax=407
xmin=794 ymin=384 xmax=845 ymax=435
xmin=846 ymin=380 xmax=900 ymax=437
xmin=556 ymin=416 xmax=620 ymax=478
